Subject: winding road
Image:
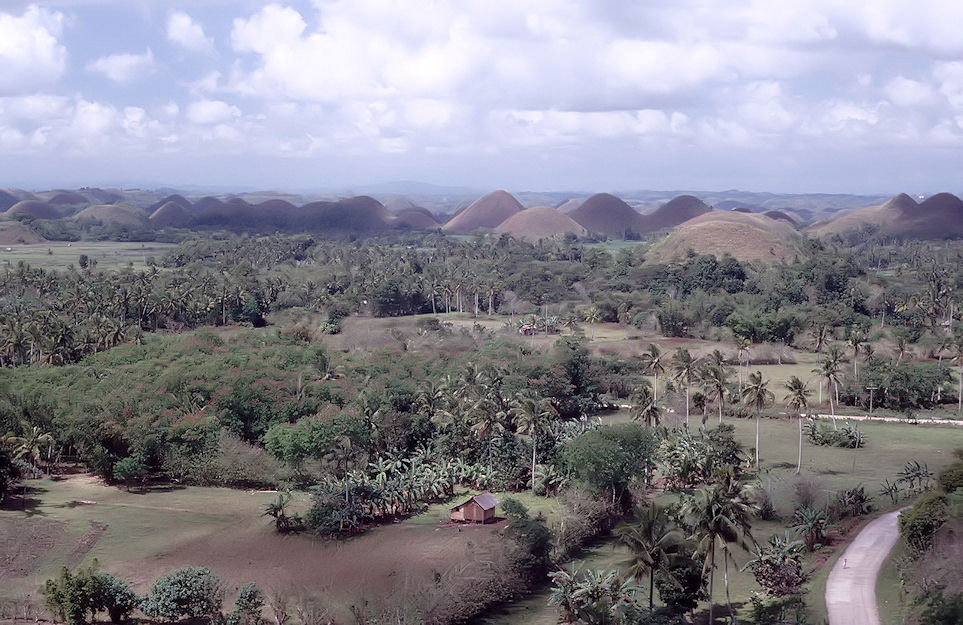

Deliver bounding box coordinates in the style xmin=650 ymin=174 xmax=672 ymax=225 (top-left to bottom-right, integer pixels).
xmin=825 ymin=508 xmax=905 ymax=625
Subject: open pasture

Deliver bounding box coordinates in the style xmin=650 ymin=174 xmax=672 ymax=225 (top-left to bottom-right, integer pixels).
xmin=0 ymin=476 xmax=507 ymax=620
xmin=0 ymin=242 xmax=175 ymax=272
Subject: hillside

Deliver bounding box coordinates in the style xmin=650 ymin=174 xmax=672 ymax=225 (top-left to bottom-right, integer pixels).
xmin=147 ymin=194 xmax=193 ymax=214
xmin=392 ymin=208 xmax=439 ymax=229
xmin=569 ymin=193 xmax=644 ymax=236
xmin=494 ymin=206 xmax=588 ymax=239
xmin=640 ymin=194 xmax=712 ymax=232
xmin=149 ymin=201 xmax=192 ymax=228
xmin=442 ymin=190 xmax=523 ymax=233
xmin=48 ymin=191 xmax=89 ymax=206
xmin=0 ymin=221 xmax=46 ymax=244
xmin=647 ymin=211 xmax=799 ymax=263
xmin=885 ymin=193 xmax=963 ymax=239
xmin=805 ymin=193 xmax=963 ymax=240
xmin=73 ymin=204 xmax=148 ymax=228
xmin=5 ymin=200 xmax=61 ymax=220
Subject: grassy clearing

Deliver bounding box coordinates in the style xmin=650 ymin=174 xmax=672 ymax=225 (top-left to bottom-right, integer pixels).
xmin=0 ymin=242 xmax=175 ymax=271
xmin=876 ymin=535 xmax=911 ymax=625
xmin=0 ymin=475 xmax=507 ymax=622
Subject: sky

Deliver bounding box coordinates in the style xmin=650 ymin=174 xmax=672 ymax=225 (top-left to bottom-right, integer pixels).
xmin=1 ymin=1 xmax=962 ymax=194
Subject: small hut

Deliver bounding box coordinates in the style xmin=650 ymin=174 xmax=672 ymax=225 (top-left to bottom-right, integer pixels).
xmin=450 ymin=492 xmax=499 ymax=524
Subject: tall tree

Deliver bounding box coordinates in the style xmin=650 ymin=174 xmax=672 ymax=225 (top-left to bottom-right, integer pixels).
xmin=784 ymin=376 xmax=810 ymax=475
xmin=672 ymin=348 xmax=697 ymax=430
xmin=681 ymin=467 xmax=756 ymax=625
xmin=615 ymin=503 xmax=682 ymax=612
xmin=742 ymin=371 xmax=773 ymax=469
xmin=640 ymin=343 xmax=665 ymax=402
xmin=511 ymin=393 xmax=558 ymax=494
xmin=629 ymin=383 xmax=661 ymax=428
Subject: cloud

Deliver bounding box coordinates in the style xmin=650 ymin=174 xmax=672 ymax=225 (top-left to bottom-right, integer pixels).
xmin=167 ymin=11 xmax=214 ymax=53
xmin=86 ymin=49 xmax=155 ymax=83
xmin=186 ymin=99 xmax=241 ymax=125
xmin=0 ymin=6 xmax=67 ymax=95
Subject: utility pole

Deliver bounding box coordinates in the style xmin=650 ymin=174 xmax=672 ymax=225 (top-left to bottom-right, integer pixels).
xmin=866 ymin=386 xmax=878 ymax=417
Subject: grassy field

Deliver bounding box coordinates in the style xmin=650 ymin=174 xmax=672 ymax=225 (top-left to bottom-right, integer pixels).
xmin=0 ymin=477 xmax=509 ymax=621
xmin=0 ymin=241 xmax=175 ymax=271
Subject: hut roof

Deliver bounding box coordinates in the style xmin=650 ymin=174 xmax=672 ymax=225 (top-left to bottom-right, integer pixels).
xmin=453 ymin=492 xmax=499 ymax=511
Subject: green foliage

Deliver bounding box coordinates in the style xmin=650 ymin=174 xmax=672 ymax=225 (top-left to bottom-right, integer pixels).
xmin=653 ymin=545 xmax=706 ymax=616
xmin=0 ymin=444 xmax=18 ymax=502
xmin=504 ymin=514 xmax=552 ymax=585
xmin=42 ymin=563 xmax=138 ymax=625
xmin=746 ymin=532 xmax=807 ymax=597
xmin=140 ymin=566 xmax=224 ymax=621
xmin=112 ymin=456 xmax=146 ymax=490
xmin=843 ymin=360 xmax=952 ymax=411
xmin=919 ymin=591 xmax=963 ymax=625
xmin=938 ymin=462 xmax=963 ymax=493
xmin=559 ymin=423 xmax=656 ymax=505
xmin=804 ymin=418 xmax=866 ymax=448
xmin=500 ymin=497 xmax=529 ymax=520
xmin=226 ymin=582 xmax=263 ymax=625
xmin=898 ymin=492 xmax=949 ymax=553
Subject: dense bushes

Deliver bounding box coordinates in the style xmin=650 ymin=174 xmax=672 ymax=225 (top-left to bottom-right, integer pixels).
xmin=899 ymin=492 xmax=949 ymax=553
xmin=42 ymin=563 xmax=138 ymax=625
xmin=140 ymin=567 xmax=223 ymax=621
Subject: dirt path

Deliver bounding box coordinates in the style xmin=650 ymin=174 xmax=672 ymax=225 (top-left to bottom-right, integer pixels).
xmin=825 ymin=508 xmax=905 ymax=625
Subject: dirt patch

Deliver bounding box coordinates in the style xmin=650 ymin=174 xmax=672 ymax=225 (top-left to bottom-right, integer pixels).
xmin=0 ymin=517 xmax=66 ymax=585
xmin=66 ymin=521 xmax=108 ymax=568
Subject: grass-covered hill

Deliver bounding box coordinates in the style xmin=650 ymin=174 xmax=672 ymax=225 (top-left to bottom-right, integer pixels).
xmin=442 ymin=190 xmax=524 ymax=233
xmin=647 ymin=210 xmax=800 ymax=263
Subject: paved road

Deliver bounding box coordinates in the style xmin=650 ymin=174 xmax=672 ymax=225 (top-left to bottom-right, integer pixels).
xmin=826 ymin=508 xmax=905 ymax=625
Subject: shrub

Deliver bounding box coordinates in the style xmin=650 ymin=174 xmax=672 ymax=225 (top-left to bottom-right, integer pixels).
xmin=500 ymin=497 xmax=529 ymax=520
xmin=140 ymin=567 xmax=223 ymax=622
xmin=226 ymin=582 xmax=263 ymax=625
xmin=938 ymin=462 xmax=963 ymax=493
xmin=898 ymin=492 xmax=949 ymax=553
xmin=42 ymin=564 xmax=138 ymax=625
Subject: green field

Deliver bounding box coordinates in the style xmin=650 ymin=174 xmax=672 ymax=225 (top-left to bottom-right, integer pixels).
xmin=0 ymin=242 xmax=175 ymax=271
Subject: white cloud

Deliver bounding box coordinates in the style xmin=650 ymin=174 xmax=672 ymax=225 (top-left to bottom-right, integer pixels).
xmin=0 ymin=6 xmax=67 ymax=95
xmin=167 ymin=11 xmax=214 ymax=53
xmin=885 ymin=76 xmax=939 ymax=108
xmin=86 ymin=49 xmax=155 ymax=83
xmin=186 ymin=99 xmax=241 ymax=125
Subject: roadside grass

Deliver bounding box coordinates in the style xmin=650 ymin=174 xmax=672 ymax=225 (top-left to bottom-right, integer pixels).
xmin=876 ymin=537 xmax=911 ymax=625
xmin=0 ymin=241 xmax=175 ymax=271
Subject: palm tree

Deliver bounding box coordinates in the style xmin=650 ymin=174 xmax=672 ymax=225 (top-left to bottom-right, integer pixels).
xmin=810 ymin=324 xmax=829 ymax=363
xmin=640 ymin=344 xmax=665 ymax=402
xmin=784 ymin=376 xmax=810 ymax=475
xmin=680 ymin=467 xmax=756 ymax=625
xmin=9 ymin=423 xmax=54 ymax=473
xmin=812 ymin=355 xmax=841 ymax=425
xmin=736 ymin=338 xmax=751 ymax=393
xmin=672 ymin=348 xmax=697 ymax=430
xmin=847 ymin=328 xmax=865 ymax=382
xmin=511 ymin=393 xmax=558 ymax=494
xmin=629 ymin=384 xmax=661 ymax=428
xmin=615 ymin=503 xmax=682 ymax=612
xmin=742 ymin=371 xmax=773 ymax=469
xmin=702 ymin=363 xmax=732 ymax=425
xmin=583 ymin=306 xmax=601 ymax=340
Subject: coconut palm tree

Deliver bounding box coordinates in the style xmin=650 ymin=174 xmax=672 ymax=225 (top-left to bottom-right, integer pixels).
xmin=629 ymin=383 xmax=660 ymax=428
xmin=702 ymin=363 xmax=732 ymax=425
xmin=672 ymin=348 xmax=697 ymax=430
xmin=847 ymin=328 xmax=865 ymax=382
xmin=511 ymin=393 xmax=558 ymax=494
xmin=812 ymin=355 xmax=841 ymax=425
xmin=615 ymin=503 xmax=682 ymax=612
xmin=784 ymin=376 xmax=810 ymax=475
xmin=680 ymin=467 xmax=756 ymax=625
xmin=639 ymin=344 xmax=665 ymax=402
xmin=8 ymin=423 xmax=54 ymax=473
xmin=742 ymin=371 xmax=773 ymax=469
xmin=583 ymin=306 xmax=602 ymax=340
xmin=810 ymin=324 xmax=829 ymax=363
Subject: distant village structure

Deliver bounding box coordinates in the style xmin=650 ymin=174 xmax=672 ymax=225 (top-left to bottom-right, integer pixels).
xmin=450 ymin=493 xmax=499 ymax=524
